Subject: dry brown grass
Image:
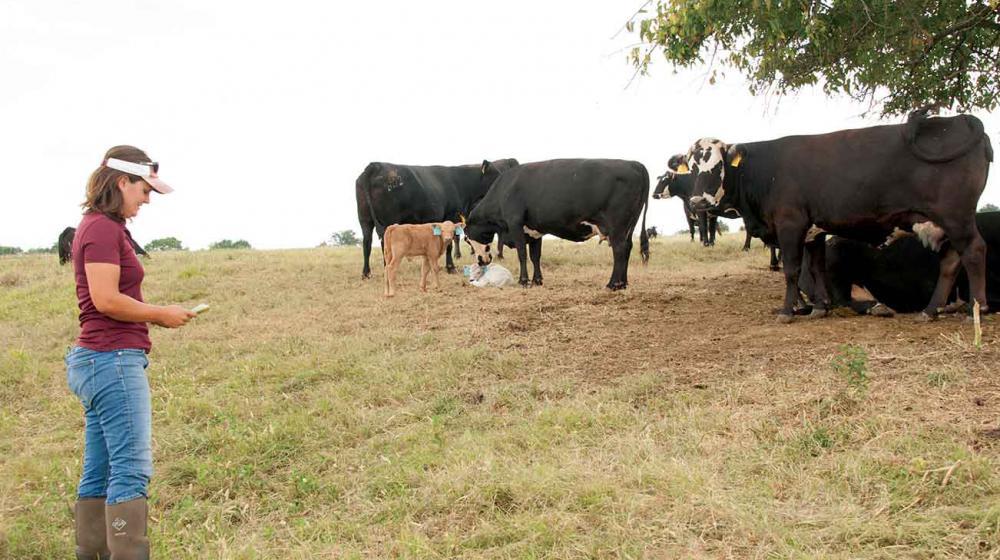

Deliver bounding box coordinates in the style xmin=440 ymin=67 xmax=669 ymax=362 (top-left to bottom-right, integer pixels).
xmin=1 ymin=236 xmax=998 ymax=559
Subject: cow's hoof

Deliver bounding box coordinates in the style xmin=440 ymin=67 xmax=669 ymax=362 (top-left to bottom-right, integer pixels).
xmin=938 ymin=301 xmax=968 ymax=315
xmin=915 ymin=311 xmax=937 ymax=322
xmin=532 ymin=278 xmax=543 ymax=286
xmin=606 ymin=282 xmax=627 ymax=291
xmin=806 ymin=309 xmax=828 ymax=320
xmin=769 ymin=265 xmax=781 ymax=272
xmin=868 ymin=303 xmax=895 ymax=317
xmin=362 ymin=273 xmax=372 ymax=280
xmin=776 ymin=313 xmax=794 ymax=324
xmin=446 ymin=266 xmax=458 ymax=275
xmin=519 ymin=280 xmax=530 ymax=288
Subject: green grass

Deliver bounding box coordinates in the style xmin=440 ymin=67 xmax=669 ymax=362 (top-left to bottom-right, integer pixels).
xmin=1 ymin=236 xmax=998 ymax=558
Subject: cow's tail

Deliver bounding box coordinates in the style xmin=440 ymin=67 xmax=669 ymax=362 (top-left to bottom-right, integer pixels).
xmin=905 ymin=110 xmax=987 ymax=163
xmin=382 ymin=226 xmax=394 ymax=291
xmin=639 ymin=165 xmax=650 ymax=265
xmin=360 ymin=163 xmax=386 ymax=233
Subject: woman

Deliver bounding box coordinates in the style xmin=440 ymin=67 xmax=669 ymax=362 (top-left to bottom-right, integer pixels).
xmin=66 ymin=145 xmax=195 ymax=560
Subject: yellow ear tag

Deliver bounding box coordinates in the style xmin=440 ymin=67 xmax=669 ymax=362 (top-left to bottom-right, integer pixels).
xmin=677 ymin=163 xmax=689 ymax=173
xmin=730 ymin=154 xmax=742 ymax=167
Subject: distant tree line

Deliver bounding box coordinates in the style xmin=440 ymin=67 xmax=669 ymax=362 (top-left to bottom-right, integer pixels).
xmin=209 ymin=239 xmax=252 ymax=250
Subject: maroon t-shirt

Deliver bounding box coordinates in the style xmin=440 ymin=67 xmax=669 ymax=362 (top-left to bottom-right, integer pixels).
xmin=73 ymin=212 xmax=151 ymax=352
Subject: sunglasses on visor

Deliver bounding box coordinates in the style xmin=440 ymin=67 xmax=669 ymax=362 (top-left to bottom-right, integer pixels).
xmin=104 ymin=158 xmax=159 ymax=176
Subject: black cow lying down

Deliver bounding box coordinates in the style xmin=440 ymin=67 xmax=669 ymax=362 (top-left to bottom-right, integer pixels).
xmin=675 ymin=109 xmax=993 ymax=321
xmin=465 ymin=159 xmax=650 ymax=290
xmin=58 ymin=226 xmax=148 ymax=265
xmin=799 ymin=212 xmax=1000 ymax=316
xmin=355 ymin=158 xmax=519 ymax=279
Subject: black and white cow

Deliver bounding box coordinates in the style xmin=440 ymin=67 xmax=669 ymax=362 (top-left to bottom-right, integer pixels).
xmin=58 ymin=226 xmax=148 ymax=265
xmin=655 ymin=155 xmax=778 ymax=268
xmin=464 ymin=159 xmax=650 ymax=290
xmin=355 ymin=159 xmax=519 ymax=278
xmin=674 ymin=110 xmax=993 ymax=321
xmin=799 ymin=211 xmax=1000 ymax=316
xmin=652 ymin=154 xmax=719 ymax=246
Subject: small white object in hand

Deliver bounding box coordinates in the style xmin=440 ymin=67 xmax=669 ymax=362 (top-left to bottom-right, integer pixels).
xmin=191 ymin=303 xmax=211 ymax=314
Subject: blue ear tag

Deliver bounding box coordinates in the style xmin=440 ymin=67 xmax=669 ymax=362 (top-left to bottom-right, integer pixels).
xmin=433 ymin=226 xmax=442 ymax=236
xmin=455 ymin=225 xmax=464 ymax=236
xmin=463 ymin=265 xmax=471 ymax=277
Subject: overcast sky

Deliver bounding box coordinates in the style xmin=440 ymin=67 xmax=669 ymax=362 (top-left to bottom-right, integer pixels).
xmin=2 ymin=1 xmax=998 ymax=250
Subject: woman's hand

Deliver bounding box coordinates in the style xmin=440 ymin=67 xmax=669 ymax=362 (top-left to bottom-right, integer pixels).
xmin=155 ymin=305 xmax=197 ymax=328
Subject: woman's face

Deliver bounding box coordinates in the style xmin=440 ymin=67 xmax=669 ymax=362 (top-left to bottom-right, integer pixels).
xmin=118 ymin=177 xmax=152 ymax=219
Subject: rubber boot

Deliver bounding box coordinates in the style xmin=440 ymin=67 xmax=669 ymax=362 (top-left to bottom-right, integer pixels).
xmin=75 ymin=498 xmax=111 ymax=560
xmin=106 ymin=498 xmax=149 ymax=560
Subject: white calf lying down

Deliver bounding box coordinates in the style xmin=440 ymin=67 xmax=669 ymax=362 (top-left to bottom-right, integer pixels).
xmin=469 ymin=263 xmax=517 ymax=288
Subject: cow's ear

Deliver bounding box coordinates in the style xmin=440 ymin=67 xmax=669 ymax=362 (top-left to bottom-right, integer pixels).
xmin=668 ymin=153 xmax=690 ymax=174
xmin=481 ymin=160 xmax=490 ymax=175
xmin=726 ymin=144 xmax=745 ymax=168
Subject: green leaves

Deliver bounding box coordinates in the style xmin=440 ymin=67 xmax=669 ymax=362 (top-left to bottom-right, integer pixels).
xmin=628 ymin=0 xmax=1000 ymax=115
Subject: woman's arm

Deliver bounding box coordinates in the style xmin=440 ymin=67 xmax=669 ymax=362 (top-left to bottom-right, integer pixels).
xmin=85 ymin=263 xmax=195 ymax=327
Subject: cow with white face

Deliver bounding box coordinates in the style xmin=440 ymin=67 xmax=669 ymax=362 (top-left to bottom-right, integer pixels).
xmin=685 ymin=138 xmax=738 ymax=211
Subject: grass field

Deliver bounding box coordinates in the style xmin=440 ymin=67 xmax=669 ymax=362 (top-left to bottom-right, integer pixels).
xmin=1 ymin=235 xmax=999 ymax=559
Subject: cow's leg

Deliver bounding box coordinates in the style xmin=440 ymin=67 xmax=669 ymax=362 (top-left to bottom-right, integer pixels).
xmin=496 ymin=241 xmax=505 ymax=260
xmin=453 ymin=237 xmax=462 ymax=259
xmin=707 ymin=216 xmax=717 ymax=246
xmin=803 ymin=237 xmax=830 ymax=318
xmin=699 ymin=213 xmax=709 ymax=246
xmin=956 ymin=232 xmax=989 ymax=315
xmin=385 ymin=259 xmax=399 ymax=298
xmin=361 ymin=221 xmax=375 ymax=279
xmin=432 ymin=255 xmax=443 ymax=290
xmin=743 ymin=231 xmax=751 ymax=252
xmin=776 ymin=229 xmax=807 ymax=322
xmin=919 ymin=248 xmax=962 ymax=320
xmin=922 ymin=222 xmax=988 ymax=318
xmin=445 ymin=241 xmax=457 ymax=274
xmin=419 ymin=257 xmax=430 ymax=292
xmin=508 ymin=226 xmax=530 ymax=287
xmin=770 ymin=246 xmax=781 ymax=271
xmin=607 ymin=235 xmax=633 ymax=291
xmin=689 ymin=218 xmax=696 ymax=242
xmin=528 ymin=237 xmax=543 ymax=286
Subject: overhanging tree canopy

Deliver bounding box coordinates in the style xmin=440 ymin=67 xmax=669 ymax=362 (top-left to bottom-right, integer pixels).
xmin=628 ymin=1 xmax=1000 ymax=116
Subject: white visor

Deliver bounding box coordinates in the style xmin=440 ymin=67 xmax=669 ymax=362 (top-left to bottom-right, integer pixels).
xmin=105 ymin=157 xmax=174 ymax=194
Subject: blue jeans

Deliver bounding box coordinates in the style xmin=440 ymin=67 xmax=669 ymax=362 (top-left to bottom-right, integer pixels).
xmin=66 ymin=346 xmax=153 ymax=505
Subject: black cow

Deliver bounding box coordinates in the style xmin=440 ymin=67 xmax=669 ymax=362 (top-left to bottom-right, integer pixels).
xmin=799 ymin=212 xmax=1000 ymax=316
xmin=646 ymin=226 xmax=659 ymax=239
xmin=652 ymin=155 xmax=719 ymax=246
xmin=675 ymin=110 xmax=993 ymax=321
xmin=58 ymin=226 xmax=148 ymax=265
xmin=58 ymin=227 xmax=75 ymax=265
xmin=355 ymin=159 xmax=519 ymax=279
xmin=464 ymin=159 xmax=650 ymax=290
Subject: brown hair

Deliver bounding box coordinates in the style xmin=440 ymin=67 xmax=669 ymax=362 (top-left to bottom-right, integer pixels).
xmin=81 ymin=145 xmax=151 ymax=219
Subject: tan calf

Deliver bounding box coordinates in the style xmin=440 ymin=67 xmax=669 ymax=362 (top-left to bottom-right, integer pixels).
xmin=383 ymin=221 xmax=460 ymax=297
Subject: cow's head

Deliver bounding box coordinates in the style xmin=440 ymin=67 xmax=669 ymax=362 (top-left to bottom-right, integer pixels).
xmin=463 ymin=219 xmax=495 ymax=266
xmin=652 ymin=154 xmax=690 ymax=199
xmin=479 ymin=159 xmax=518 ymax=190
xmin=370 ymin=165 xmax=405 ymax=192
xmin=433 ymin=220 xmax=461 ymax=244
xmin=685 ymin=138 xmax=744 ymax=211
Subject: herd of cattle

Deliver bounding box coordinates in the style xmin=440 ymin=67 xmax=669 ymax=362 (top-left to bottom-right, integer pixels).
xmin=356 ymin=109 xmax=997 ymax=321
